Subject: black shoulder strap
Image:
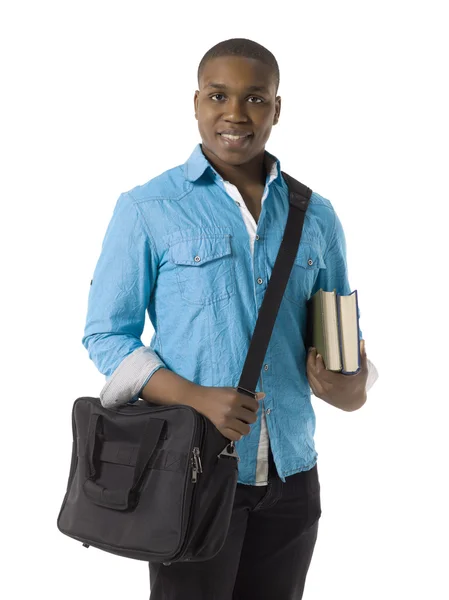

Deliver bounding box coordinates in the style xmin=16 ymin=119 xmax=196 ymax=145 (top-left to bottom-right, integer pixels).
xmin=236 ymin=172 xmax=312 ymax=399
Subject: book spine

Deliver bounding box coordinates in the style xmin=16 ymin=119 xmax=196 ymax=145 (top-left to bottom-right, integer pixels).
xmin=339 ymin=290 xmax=361 ymax=375
xmin=320 ymin=290 xmax=327 ymax=366
xmin=355 ymin=289 xmax=361 ymax=372
xmin=336 ymin=291 xmax=344 ymax=373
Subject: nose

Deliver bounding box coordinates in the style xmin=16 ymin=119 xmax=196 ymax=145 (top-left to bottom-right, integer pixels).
xmin=224 ymin=98 xmax=249 ymax=122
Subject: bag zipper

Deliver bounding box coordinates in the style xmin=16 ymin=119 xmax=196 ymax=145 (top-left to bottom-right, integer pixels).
xmin=165 ymin=413 xmax=206 ymax=564
xmin=191 ymin=446 xmax=203 ymax=483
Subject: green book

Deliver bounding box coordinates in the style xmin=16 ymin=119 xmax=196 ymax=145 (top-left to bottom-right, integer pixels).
xmin=306 ymin=289 xmax=361 ymax=374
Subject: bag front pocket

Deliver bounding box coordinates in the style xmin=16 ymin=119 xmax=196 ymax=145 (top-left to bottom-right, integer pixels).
xmin=168 ymin=233 xmax=236 ymax=305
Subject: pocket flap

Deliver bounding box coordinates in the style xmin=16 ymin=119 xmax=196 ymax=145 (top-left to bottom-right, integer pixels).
xmin=169 ymin=235 xmax=232 ymax=266
xmin=294 ymin=243 xmax=326 ymax=269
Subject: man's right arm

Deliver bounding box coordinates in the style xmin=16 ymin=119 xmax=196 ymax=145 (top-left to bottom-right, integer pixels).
xmin=139 ymin=367 xmax=203 ymax=408
xmin=140 ymin=368 xmax=264 ymax=443
xmin=82 ymin=192 xmax=263 ymax=438
xmin=82 ymin=192 xmax=166 ymax=408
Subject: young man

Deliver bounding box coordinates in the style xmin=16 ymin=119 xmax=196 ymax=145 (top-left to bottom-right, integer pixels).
xmin=83 ymin=38 xmax=378 ymax=599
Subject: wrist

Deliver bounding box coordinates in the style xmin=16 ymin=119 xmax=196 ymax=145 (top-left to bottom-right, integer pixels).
xmin=185 ymin=383 xmax=208 ymax=414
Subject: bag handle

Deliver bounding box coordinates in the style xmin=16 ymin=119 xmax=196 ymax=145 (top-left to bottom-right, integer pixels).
xmin=237 ymin=172 xmax=312 ymax=400
xmin=83 ymin=413 xmax=165 ymax=510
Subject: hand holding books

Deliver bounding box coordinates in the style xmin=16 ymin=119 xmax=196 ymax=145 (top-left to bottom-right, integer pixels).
xmin=306 ymin=340 xmax=368 ymax=412
xmin=306 ymin=289 xmax=369 ymax=411
xmin=306 ymin=289 xmax=361 ymax=374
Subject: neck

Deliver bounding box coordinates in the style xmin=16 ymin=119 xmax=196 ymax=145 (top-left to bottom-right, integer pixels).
xmin=201 ymin=144 xmax=267 ymax=188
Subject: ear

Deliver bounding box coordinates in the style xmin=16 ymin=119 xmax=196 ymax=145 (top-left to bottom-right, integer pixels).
xmin=273 ymin=96 xmax=281 ymax=126
xmin=194 ymin=90 xmax=199 ymax=120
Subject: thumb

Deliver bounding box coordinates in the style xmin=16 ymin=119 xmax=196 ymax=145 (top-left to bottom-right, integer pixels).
xmin=257 ymin=392 xmax=266 ymax=400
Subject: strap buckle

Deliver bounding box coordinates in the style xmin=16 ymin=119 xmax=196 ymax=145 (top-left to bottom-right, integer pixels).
xmin=236 ymin=386 xmax=258 ymax=399
xmin=218 ymin=442 xmax=240 ymax=461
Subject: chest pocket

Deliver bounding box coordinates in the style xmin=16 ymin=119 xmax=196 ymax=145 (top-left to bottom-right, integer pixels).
xmin=284 ymin=242 xmax=327 ymax=306
xmin=168 ymin=234 xmax=236 ymax=305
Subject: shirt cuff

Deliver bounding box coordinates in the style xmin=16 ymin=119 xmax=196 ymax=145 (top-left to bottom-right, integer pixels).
xmin=99 ymin=346 xmax=166 ymax=408
xmin=366 ymin=358 xmax=379 ymax=392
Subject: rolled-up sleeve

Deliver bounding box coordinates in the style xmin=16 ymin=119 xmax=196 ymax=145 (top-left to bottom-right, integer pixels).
xmin=81 ymin=192 xmax=166 ymax=408
xmin=310 ymin=208 xmax=379 ymax=392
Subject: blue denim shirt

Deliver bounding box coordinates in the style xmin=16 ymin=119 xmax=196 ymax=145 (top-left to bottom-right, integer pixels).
xmin=82 ymin=143 xmax=366 ymax=485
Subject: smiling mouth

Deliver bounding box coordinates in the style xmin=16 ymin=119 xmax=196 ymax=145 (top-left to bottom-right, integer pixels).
xmin=218 ymin=133 xmax=253 ymax=148
xmin=219 ymin=133 xmax=252 ymax=140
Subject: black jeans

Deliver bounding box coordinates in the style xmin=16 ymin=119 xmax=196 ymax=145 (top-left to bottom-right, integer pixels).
xmin=148 ymin=449 xmax=321 ymax=600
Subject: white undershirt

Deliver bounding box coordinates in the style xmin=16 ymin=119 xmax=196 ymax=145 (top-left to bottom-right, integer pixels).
xmin=221 ymin=156 xmax=278 ymax=486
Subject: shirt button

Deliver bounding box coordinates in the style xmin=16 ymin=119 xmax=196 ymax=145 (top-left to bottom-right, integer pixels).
xmin=307 ymin=258 xmax=314 ymax=266
xmin=257 ymin=278 xmax=263 ymax=285
xmin=194 ymin=256 xmax=201 ymax=262
xmin=264 ymin=364 xmax=269 ymax=371
xmin=235 ymin=201 xmax=241 ymax=207
xmin=255 ymin=234 xmax=260 ymax=241
xmin=266 ymin=408 xmax=271 ymax=415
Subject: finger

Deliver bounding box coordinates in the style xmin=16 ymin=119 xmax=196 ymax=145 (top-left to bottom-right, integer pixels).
xmin=315 ymin=352 xmax=325 ymax=375
xmin=312 ymin=369 xmax=334 ymax=396
xmin=222 ymin=416 xmax=252 ymax=440
xmin=307 ymin=347 xmax=317 ymax=367
xmin=240 ymin=398 xmax=260 ymax=413
xmin=229 ymin=418 xmax=251 ymax=437
xmin=222 ymin=428 xmax=243 ymax=442
xmin=306 ymin=350 xmax=319 ymax=382
xmin=235 ymin=406 xmax=258 ymax=425
xmin=360 ymin=339 xmax=368 ymax=372
xmin=307 ymin=368 xmax=325 ymax=397
xmin=236 ymin=390 xmax=261 ymax=413
xmin=308 ymin=347 xmax=327 ymax=374
xmin=360 ymin=339 xmax=367 ymax=360
xmin=309 ymin=357 xmax=336 ymax=393
xmin=307 ymin=349 xmax=334 ymax=396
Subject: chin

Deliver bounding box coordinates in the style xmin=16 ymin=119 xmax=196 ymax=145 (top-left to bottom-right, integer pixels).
xmin=213 ymin=142 xmax=253 ymax=162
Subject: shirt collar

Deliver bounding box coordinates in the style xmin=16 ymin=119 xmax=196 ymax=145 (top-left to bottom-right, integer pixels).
xmin=183 ymin=143 xmax=282 ymax=187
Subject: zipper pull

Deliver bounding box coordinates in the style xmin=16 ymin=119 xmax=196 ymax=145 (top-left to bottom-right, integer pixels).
xmin=191 ymin=447 xmax=203 ymax=483
xmin=193 ymin=447 xmax=203 ymax=473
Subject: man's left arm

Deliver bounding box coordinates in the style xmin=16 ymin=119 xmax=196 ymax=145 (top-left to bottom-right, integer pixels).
xmin=307 ymin=208 xmax=379 ymax=411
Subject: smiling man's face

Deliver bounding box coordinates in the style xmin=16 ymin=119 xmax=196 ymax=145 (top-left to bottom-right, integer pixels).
xmin=194 ymin=56 xmax=281 ymax=168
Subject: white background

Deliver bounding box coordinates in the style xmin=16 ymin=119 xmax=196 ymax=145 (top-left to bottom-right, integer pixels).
xmin=2 ymin=1 xmax=448 ymax=598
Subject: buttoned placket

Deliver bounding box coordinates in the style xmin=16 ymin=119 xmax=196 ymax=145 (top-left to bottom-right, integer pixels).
xmin=220 ymin=176 xmax=275 ymax=486
xmin=220 ymin=181 xmax=273 ymax=341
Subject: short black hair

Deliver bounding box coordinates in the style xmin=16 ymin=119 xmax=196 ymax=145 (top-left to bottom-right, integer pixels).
xmin=197 ymin=38 xmax=280 ymax=94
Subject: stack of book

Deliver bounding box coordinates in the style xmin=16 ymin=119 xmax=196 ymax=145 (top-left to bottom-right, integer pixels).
xmin=306 ymin=289 xmax=361 ymax=374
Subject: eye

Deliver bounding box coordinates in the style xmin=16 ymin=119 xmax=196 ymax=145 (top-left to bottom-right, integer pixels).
xmin=209 ymin=94 xmax=264 ymax=104
xmin=210 ymin=93 xmax=226 ymax=101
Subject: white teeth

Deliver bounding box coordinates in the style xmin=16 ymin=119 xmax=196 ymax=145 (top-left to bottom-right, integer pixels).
xmin=221 ymin=134 xmax=247 ymax=140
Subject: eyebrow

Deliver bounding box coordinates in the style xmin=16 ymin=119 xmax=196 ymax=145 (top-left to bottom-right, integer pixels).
xmin=205 ymin=83 xmax=270 ymax=93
